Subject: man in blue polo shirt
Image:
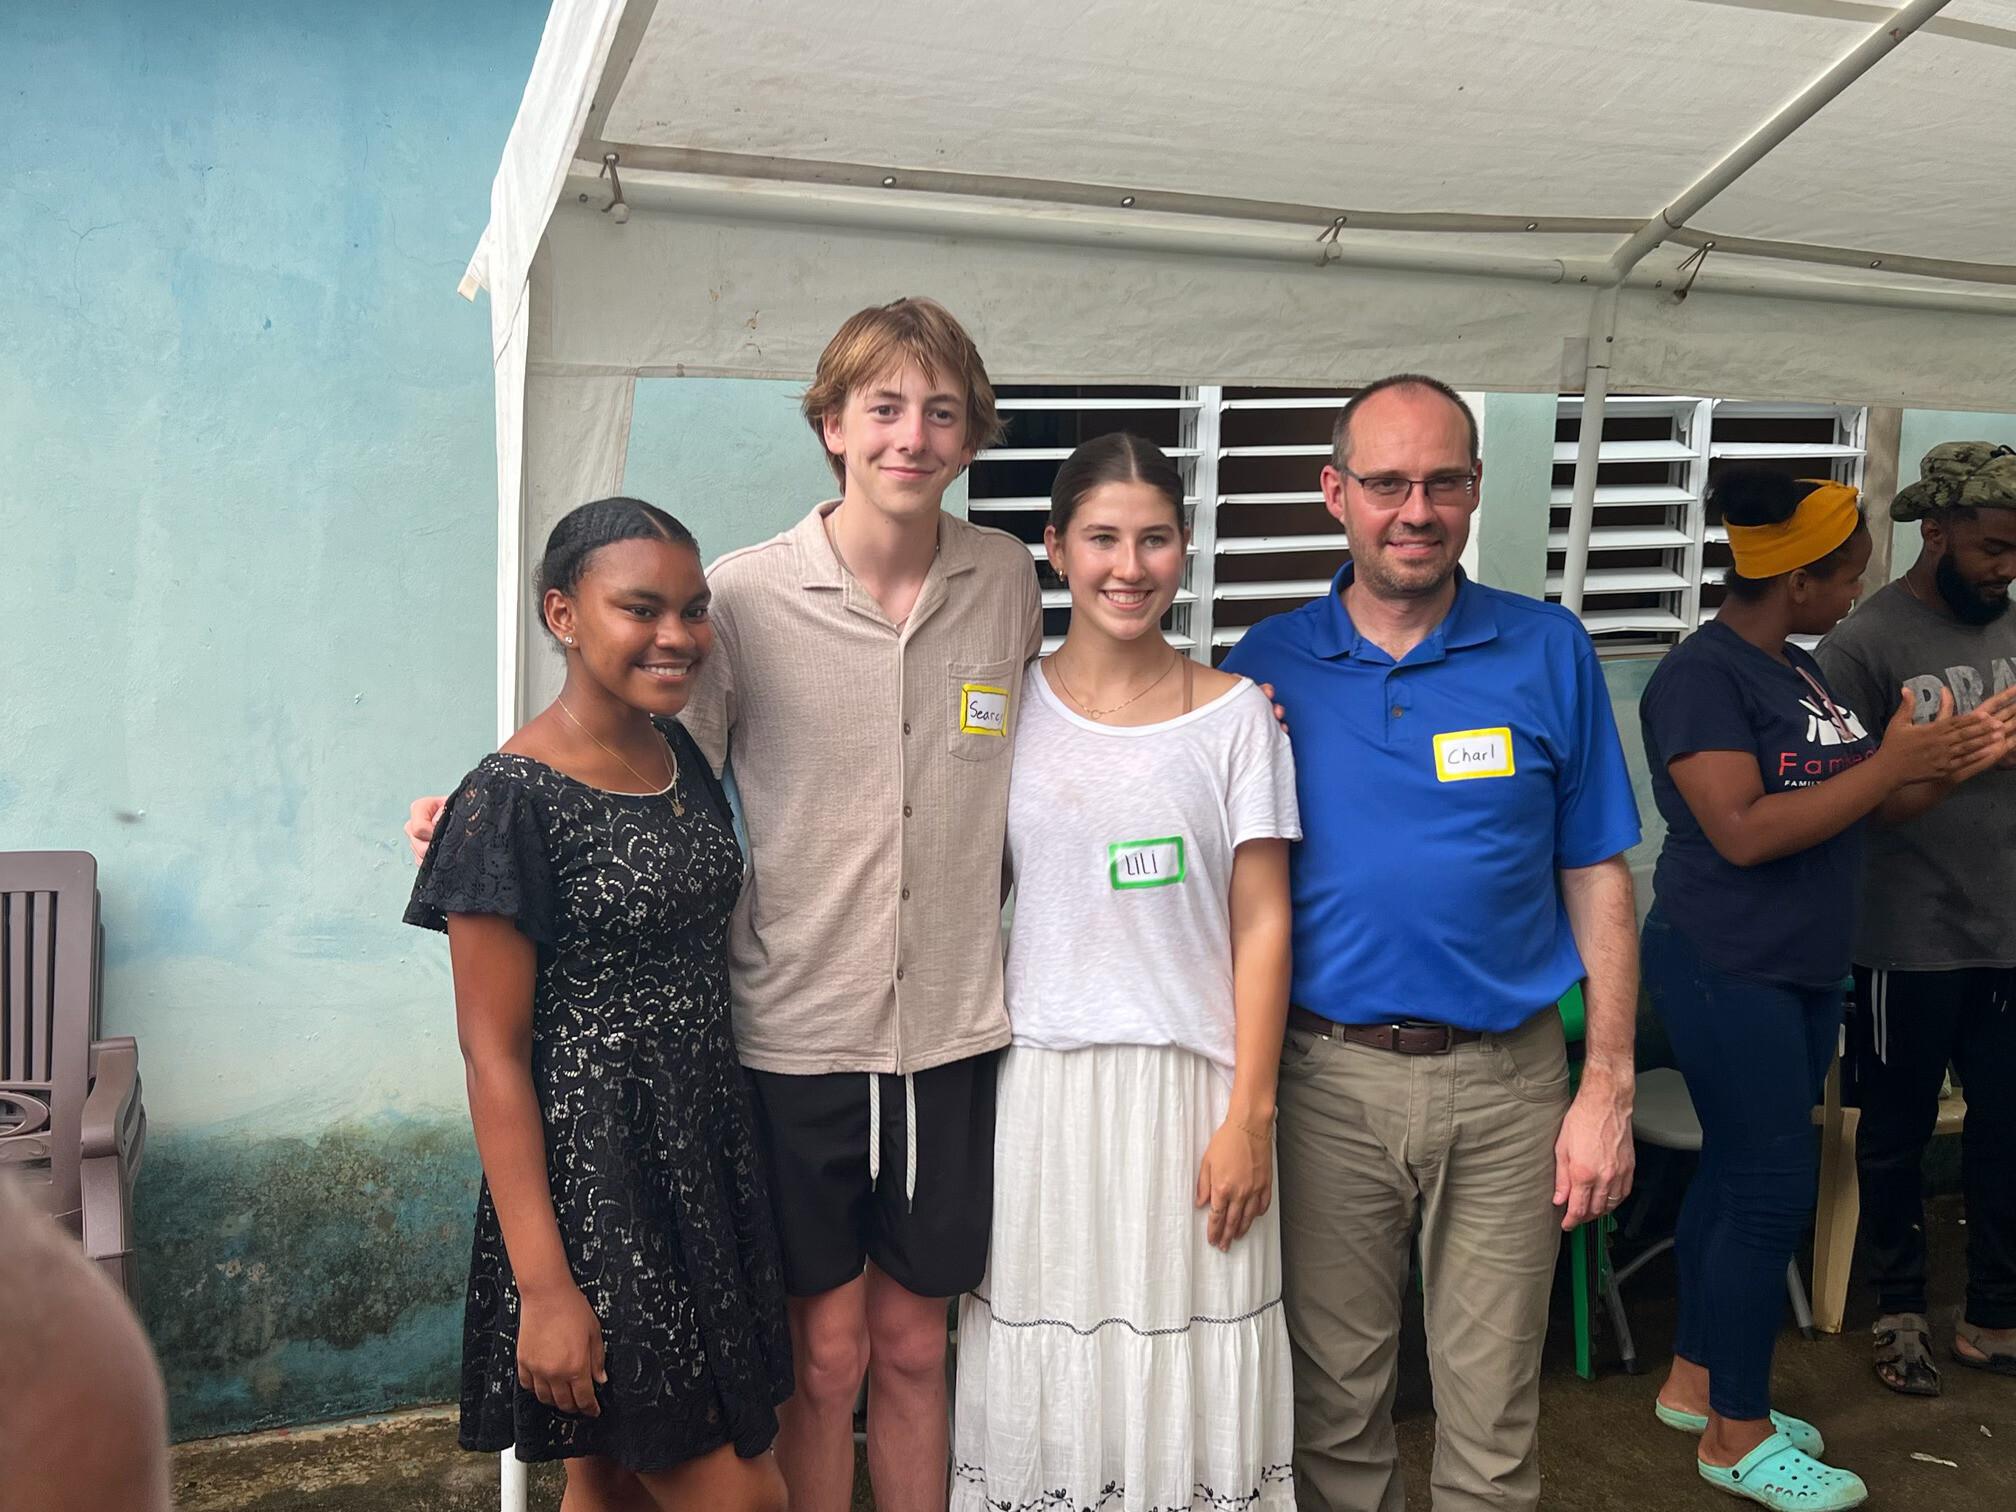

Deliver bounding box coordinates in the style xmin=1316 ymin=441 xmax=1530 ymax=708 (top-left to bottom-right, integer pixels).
xmin=1224 ymin=375 xmax=1641 ymax=1512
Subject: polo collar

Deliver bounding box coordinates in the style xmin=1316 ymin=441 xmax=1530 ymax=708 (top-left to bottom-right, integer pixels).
xmin=1311 ymin=562 xmax=1499 ymax=664
xmin=793 ymin=500 xmax=978 ymax=589
xmin=793 ymin=501 xmax=848 ymax=588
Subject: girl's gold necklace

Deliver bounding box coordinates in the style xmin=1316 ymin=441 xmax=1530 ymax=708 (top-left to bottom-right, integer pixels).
xmin=555 ymin=696 xmax=683 ymax=814
xmin=1051 ymin=648 xmax=1180 ymax=722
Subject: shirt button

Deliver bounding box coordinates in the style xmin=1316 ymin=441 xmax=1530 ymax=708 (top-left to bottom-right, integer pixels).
xmin=903 ymin=804 xmax=913 ymax=818
xmin=903 ymin=721 xmax=912 ymax=735
xmin=1391 ymin=706 xmax=1406 ymax=718
xmin=901 ymin=887 xmax=911 ymax=901
xmin=895 ymin=966 xmax=905 ymax=981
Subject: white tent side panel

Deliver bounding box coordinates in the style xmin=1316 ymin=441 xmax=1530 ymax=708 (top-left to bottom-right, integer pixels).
xmin=1609 ymin=292 xmax=2016 ymax=412
xmin=533 ymin=204 xmax=1585 ymax=391
xmin=531 ymin=203 xmax=2016 ymax=410
xmin=518 ymin=366 xmax=636 ymax=716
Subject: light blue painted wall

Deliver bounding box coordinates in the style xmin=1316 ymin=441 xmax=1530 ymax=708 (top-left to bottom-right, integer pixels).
xmin=1475 ymin=391 xmax=1556 ymax=601
xmin=3 ymin=0 xmax=548 ymax=1437
xmin=624 ymin=379 xmax=837 ymax=558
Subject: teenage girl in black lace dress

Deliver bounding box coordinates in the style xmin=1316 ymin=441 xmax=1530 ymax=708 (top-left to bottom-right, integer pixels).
xmin=406 ymin=498 xmax=791 ymax=1511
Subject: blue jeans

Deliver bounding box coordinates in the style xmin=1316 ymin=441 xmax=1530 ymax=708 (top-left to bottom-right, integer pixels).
xmin=1641 ymin=907 xmax=1841 ymax=1421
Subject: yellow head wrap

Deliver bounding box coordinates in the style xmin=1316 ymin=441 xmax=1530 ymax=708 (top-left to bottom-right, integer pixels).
xmin=1725 ymin=480 xmax=1862 ymax=579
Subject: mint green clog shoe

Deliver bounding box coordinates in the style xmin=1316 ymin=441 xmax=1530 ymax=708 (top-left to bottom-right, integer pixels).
xmin=1697 ymin=1431 xmax=1867 ymax=1510
xmin=1654 ymin=1400 xmax=1824 ymax=1456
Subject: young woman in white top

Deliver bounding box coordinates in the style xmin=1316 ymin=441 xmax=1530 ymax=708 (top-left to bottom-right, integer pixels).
xmin=953 ymin=433 xmax=1300 ymax=1511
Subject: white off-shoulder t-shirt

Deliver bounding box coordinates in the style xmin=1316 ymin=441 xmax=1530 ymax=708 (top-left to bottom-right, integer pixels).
xmin=1003 ymin=662 xmax=1301 ymax=1072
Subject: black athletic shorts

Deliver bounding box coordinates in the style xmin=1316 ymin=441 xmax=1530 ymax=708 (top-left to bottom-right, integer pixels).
xmin=743 ymin=1051 xmax=1000 ymax=1299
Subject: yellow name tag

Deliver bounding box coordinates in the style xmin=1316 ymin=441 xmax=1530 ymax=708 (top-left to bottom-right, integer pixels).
xmin=960 ymin=683 xmax=1009 ymax=736
xmin=1433 ymin=727 xmax=1515 ymax=781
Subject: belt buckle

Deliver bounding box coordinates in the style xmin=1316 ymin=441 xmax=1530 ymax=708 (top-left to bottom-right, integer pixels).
xmin=1413 ymin=1022 xmax=1454 ymax=1054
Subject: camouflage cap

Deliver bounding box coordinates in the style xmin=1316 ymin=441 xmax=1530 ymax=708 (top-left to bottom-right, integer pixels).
xmin=1892 ymin=441 xmax=2016 ymax=520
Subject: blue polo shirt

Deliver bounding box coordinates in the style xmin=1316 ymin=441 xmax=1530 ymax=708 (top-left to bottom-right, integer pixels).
xmin=1223 ymin=566 xmax=1641 ymax=1030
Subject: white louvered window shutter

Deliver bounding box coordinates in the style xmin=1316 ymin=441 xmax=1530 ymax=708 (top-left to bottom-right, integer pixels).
xmin=1549 ymin=396 xmax=1866 ymax=654
xmin=969 ymin=385 xmax=1201 ymax=654
xmin=972 ymin=385 xmax=1363 ymax=661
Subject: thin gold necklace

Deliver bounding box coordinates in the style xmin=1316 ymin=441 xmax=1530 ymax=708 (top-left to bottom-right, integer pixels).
xmin=555 ymin=696 xmax=682 ymax=814
xmin=1051 ymin=648 xmax=1180 ymax=721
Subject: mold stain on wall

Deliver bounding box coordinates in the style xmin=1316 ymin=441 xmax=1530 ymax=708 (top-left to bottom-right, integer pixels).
xmin=137 ymin=1117 xmax=480 ymax=1439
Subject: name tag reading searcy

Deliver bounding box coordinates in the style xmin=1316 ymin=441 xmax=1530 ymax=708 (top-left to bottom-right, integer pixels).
xmin=960 ymin=684 xmax=1009 ymax=736
xmin=1433 ymin=727 xmax=1515 ymax=782
xmin=1109 ymin=837 xmax=1187 ymax=890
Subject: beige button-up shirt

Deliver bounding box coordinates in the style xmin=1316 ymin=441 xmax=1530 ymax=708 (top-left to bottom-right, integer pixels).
xmin=679 ymin=503 xmax=1043 ymax=1075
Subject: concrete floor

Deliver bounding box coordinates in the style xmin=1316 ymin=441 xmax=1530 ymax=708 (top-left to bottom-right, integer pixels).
xmin=172 ymin=1196 xmax=2013 ymax=1511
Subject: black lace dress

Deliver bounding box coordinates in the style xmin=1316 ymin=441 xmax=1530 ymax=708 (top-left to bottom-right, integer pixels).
xmin=405 ymin=718 xmax=792 ymax=1471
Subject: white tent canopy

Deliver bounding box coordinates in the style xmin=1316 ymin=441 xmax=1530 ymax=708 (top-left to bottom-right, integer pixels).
xmin=466 ymin=0 xmax=2016 ymax=736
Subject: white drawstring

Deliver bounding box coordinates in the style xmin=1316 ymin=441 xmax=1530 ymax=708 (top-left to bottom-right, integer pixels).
xmin=867 ymin=1074 xmax=881 ymax=1185
xmin=866 ymin=1072 xmax=920 ymax=1211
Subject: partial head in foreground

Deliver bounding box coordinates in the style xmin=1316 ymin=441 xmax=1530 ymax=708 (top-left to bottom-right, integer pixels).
xmin=802 ymin=297 xmax=1001 ymax=522
xmin=1893 ymin=441 xmax=2016 ymax=625
xmin=538 ymin=496 xmax=710 ymax=716
xmin=0 ymin=1174 xmax=172 ymax=1512
xmin=1321 ymin=375 xmax=1481 ymax=600
xmin=1712 ymin=470 xmax=1870 ymax=635
xmin=1045 ymin=432 xmax=1189 ymax=643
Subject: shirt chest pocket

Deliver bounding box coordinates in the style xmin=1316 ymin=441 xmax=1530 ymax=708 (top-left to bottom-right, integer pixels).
xmin=947 ymin=658 xmax=1019 ymax=760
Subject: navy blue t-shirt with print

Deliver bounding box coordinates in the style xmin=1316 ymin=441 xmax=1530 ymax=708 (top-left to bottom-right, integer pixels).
xmin=1640 ymin=619 xmax=1879 ymax=988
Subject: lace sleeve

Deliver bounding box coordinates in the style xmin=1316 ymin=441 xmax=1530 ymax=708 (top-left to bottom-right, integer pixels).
xmin=402 ymin=763 xmax=559 ymax=947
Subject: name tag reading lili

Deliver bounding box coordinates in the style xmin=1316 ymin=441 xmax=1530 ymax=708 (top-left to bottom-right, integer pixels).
xmin=1433 ymin=727 xmax=1515 ymax=782
xmin=1109 ymin=837 xmax=1187 ymax=890
xmin=960 ymin=683 xmax=1009 ymax=736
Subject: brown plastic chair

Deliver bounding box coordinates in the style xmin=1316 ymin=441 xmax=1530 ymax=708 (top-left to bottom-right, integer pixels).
xmin=0 ymin=851 xmax=146 ymax=1296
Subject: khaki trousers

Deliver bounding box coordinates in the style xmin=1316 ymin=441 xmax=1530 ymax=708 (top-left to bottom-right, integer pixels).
xmin=1276 ymin=1009 xmax=1570 ymax=1512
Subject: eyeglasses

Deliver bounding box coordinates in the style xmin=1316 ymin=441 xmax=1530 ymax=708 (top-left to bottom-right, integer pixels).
xmin=1341 ymin=465 xmax=1479 ymax=505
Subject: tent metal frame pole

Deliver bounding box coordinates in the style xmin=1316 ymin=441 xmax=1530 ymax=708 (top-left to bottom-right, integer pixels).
xmin=589 ymin=167 xmax=2016 ymax=320
xmin=600 ymin=145 xmax=2016 ymax=289
xmin=1558 ymin=287 xmax=1616 ymax=616
xmin=1606 ymin=0 xmax=1954 ymax=279
xmin=1560 ymin=0 xmax=1952 ymax=619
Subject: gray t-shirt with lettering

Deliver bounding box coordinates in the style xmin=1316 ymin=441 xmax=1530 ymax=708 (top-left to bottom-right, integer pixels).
xmin=1816 ymin=580 xmax=2016 ymax=970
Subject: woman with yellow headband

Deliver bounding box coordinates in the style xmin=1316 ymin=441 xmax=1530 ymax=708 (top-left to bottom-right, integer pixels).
xmin=1637 ymin=471 xmax=2015 ymax=1511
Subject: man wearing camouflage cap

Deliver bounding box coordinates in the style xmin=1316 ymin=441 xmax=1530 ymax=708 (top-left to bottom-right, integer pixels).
xmin=1817 ymin=440 xmax=2016 ymax=1394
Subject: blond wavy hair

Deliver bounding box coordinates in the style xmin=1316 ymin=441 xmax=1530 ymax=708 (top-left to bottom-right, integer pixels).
xmin=802 ymin=298 xmax=1003 ymax=482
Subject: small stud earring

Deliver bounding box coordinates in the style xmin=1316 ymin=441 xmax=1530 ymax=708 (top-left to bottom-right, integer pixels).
xmin=564 ymin=636 xmax=574 ymax=645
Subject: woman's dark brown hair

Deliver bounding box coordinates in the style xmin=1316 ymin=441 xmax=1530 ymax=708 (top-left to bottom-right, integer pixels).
xmin=1048 ymin=432 xmax=1186 ymax=535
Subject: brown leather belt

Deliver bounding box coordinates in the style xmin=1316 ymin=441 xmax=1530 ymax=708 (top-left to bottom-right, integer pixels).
xmin=1287 ymin=1004 xmax=1484 ymax=1055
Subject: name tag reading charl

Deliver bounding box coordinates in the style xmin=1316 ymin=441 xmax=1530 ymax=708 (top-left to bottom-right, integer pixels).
xmin=960 ymin=683 xmax=1009 ymax=736
xmin=1433 ymin=727 xmax=1515 ymax=782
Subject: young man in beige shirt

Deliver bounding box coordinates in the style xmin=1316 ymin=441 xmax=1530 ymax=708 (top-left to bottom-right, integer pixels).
xmin=412 ymin=298 xmax=1040 ymax=1512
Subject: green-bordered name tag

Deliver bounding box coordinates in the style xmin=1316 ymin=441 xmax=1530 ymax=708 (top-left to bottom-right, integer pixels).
xmin=1109 ymin=836 xmax=1186 ymax=890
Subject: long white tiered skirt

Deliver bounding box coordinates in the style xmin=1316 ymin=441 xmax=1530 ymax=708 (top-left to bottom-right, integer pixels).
xmin=953 ymin=1042 xmax=1295 ymax=1511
